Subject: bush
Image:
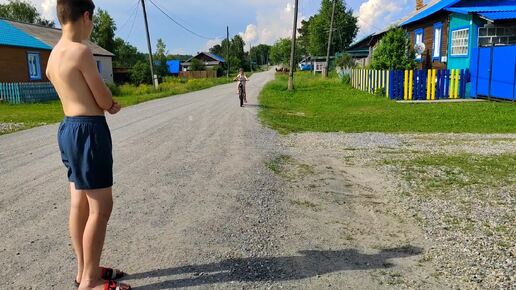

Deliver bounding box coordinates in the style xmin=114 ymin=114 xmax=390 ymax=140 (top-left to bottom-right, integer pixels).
xmin=106 ymin=82 xmax=121 ymax=96
xmin=371 ymin=27 xmax=416 ymax=70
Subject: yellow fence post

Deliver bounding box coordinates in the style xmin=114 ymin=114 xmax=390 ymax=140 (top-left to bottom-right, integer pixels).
xmin=449 ymin=69 xmax=455 ymax=99
xmin=431 ymin=69 xmax=436 ymax=100
xmin=426 ymin=69 xmax=431 ymax=100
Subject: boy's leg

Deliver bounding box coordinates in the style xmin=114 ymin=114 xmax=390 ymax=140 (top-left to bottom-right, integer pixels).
xmin=80 ymin=187 xmax=113 ymax=287
xmin=69 ymin=183 xmax=89 ymax=283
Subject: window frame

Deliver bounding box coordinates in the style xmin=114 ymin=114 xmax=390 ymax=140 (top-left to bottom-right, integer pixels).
xmin=414 ymin=28 xmax=424 ymax=62
xmin=433 ymin=22 xmax=443 ymax=61
xmin=450 ymin=27 xmax=470 ymax=57
xmin=27 ymin=51 xmax=42 ymax=81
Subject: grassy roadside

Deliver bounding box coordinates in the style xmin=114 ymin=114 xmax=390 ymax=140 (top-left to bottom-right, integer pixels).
xmin=258 ymin=72 xmax=516 ymax=134
xmin=0 ymin=77 xmax=233 ymax=135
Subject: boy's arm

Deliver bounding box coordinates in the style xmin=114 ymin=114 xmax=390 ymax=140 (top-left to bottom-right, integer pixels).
xmin=77 ymin=46 xmax=114 ymax=110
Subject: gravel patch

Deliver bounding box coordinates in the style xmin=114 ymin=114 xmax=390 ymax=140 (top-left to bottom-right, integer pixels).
xmin=280 ymin=132 xmax=516 ymax=290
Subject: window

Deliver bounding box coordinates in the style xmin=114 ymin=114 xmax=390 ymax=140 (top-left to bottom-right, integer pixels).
xmin=27 ymin=52 xmax=41 ymax=81
xmin=96 ymin=60 xmax=103 ymax=74
xmin=414 ymin=28 xmax=424 ymax=61
xmin=433 ymin=22 xmax=442 ymax=60
xmin=451 ymin=28 xmax=469 ymax=56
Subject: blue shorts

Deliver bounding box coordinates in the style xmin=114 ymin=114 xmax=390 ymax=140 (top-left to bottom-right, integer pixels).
xmin=57 ymin=116 xmax=113 ymax=190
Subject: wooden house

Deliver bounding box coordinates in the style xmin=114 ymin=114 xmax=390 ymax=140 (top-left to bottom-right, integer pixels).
xmin=0 ymin=18 xmax=115 ymax=83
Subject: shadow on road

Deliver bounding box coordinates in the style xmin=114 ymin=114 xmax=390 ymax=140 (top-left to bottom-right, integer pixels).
xmin=130 ymin=246 xmax=422 ymax=289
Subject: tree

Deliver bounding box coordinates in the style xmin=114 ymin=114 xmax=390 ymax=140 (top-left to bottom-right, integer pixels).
xmin=91 ymin=9 xmax=116 ymax=53
xmin=300 ymin=0 xmax=357 ymax=56
xmin=371 ymin=27 xmax=416 ymax=70
xmin=131 ymin=60 xmax=151 ymax=85
xmin=154 ymin=38 xmax=169 ymax=77
xmin=270 ymin=38 xmax=297 ymax=65
xmin=113 ymin=37 xmax=144 ymax=68
xmin=250 ymin=44 xmax=271 ymax=66
xmin=0 ymin=0 xmax=54 ymax=27
xmin=189 ymin=58 xmax=206 ymax=71
xmin=209 ymin=44 xmax=223 ymax=56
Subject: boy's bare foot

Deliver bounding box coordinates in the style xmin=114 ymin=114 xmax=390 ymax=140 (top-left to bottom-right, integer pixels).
xmin=79 ymin=279 xmax=131 ymax=290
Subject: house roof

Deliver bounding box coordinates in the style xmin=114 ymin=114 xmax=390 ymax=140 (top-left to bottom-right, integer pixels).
xmin=2 ymin=19 xmax=114 ymax=56
xmin=478 ymin=11 xmax=516 ymax=21
xmin=401 ymin=0 xmax=461 ymax=26
xmin=185 ymin=52 xmax=225 ymax=63
xmin=0 ymin=19 xmax=52 ymax=50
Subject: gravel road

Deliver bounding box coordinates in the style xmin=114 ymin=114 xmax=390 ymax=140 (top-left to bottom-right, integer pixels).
xmin=1 ymin=70 xmax=436 ymax=289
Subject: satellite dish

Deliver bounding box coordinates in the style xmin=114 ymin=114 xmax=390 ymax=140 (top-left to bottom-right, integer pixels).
xmin=414 ymin=42 xmax=426 ymax=54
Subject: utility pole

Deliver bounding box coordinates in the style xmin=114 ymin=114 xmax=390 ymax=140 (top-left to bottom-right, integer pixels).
xmin=226 ymin=26 xmax=230 ymax=78
xmin=249 ymin=43 xmax=252 ymax=72
xmin=288 ymin=0 xmax=299 ymax=91
xmin=324 ymin=0 xmax=336 ymax=78
xmin=141 ymin=0 xmax=157 ymax=89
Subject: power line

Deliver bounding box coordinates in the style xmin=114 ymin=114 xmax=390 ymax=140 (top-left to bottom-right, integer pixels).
xmin=117 ymin=0 xmax=140 ymax=33
xmin=147 ymin=0 xmax=221 ymax=40
xmin=125 ymin=0 xmax=140 ymax=42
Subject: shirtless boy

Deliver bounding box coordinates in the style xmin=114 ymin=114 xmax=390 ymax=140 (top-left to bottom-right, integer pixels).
xmin=46 ymin=1 xmax=130 ymax=289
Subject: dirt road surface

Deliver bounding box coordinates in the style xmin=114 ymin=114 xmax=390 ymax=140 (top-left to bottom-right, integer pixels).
xmin=0 ymin=70 xmax=438 ymax=289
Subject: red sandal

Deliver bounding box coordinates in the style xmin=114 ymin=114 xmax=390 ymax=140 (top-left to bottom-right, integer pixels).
xmin=104 ymin=280 xmax=131 ymax=290
xmin=74 ymin=267 xmax=127 ymax=287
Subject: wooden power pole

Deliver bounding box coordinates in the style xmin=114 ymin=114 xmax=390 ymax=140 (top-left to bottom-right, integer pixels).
xmin=288 ymin=0 xmax=299 ymax=91
xmin=324 ymin=0 xmax=336 ymax=78
xmin=141 ymin=0 xmax=157 ymax=89
xmin=226 ymin=26 xmax=230 ymax=78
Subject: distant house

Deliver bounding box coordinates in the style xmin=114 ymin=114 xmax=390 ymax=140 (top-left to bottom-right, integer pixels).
xmin=181 ymin=52 xmax=225 ymax=71
xmin=0 ymin=18 xmax=115 ymax=83
xmin=346 ymin=34 xmax=374 ymax=67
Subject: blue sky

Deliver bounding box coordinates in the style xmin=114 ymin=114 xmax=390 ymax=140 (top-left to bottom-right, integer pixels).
xmin=1 ymin=0 xmax=415 ymax=54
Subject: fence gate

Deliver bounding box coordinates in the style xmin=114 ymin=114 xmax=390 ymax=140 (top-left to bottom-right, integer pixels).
xmin=471 ymin=45 xmax=516 ymax=101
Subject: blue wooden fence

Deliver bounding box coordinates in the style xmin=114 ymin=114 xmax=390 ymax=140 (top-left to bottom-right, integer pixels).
xmin=0 ymin=82 xmax=58 ymax=104
xmin=351 ymin=68 xmax=470 ymax=100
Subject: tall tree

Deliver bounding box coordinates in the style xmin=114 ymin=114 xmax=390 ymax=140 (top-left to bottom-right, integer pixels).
xmin=371 ymin=27 xmax=416 ymax=70
xmin=209 ymin=44 xmax=223 ymax=56
xmin=0 ymin=0 xmax=54 ymax=27
xmin=154 ymin=38 xmax=169 ymax=77
xmin=91 ymin=9 xmax=116 ymax=53
xmin=270 ymin=38 xmax=298 ymax=65
xmin=113 ymin=37 xmax=144 ymax=68
xmin=302 ymin=0 xmax=357 ymax=56
xmin=250 ymin=44 xmax=271 ymax=66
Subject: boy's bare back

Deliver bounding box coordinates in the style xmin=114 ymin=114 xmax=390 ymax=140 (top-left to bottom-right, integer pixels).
xmin=47 ymin=40 xmax=113 ymax=117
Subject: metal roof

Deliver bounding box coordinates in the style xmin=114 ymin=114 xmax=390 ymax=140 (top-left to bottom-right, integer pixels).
xmin=0 ymin=19 xmax=52 ymax=50
xmin=401 ymin=0 xmax=461 ymax=26
xmin=478 ymin=11 xmax=516 ymax=21
xmin=5 ymin=20 xmax=114 ymax=56
xmin=185 ymin=52 xmax=225 ymax=63
xmin=446 ymin=5 xmax=516 ymax=14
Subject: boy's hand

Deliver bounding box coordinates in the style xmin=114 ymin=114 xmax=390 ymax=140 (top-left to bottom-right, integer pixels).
xmin=107 ymin=101 xmax=121 ymax=115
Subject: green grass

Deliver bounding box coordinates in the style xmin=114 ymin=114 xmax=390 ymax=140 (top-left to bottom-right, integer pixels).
xmin=0 ymin=77 xmax=233 ymax=135
xmin=258 ymin=72 xmax=516 ymax=133
xmin=386 ymin=153 xmax=516 ymax=198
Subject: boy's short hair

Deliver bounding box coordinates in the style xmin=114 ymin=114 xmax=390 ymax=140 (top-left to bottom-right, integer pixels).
xmin=57 ymin=0 xmax=95 ymax=24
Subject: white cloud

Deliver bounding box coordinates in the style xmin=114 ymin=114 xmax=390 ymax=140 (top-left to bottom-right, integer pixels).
xmin=357 ymin=0 xmax=409 ymax=35
xmin=41 ymin=0 xmax=56 ymax=20
xmin=205 ymin=0 xmax=305 ymax=51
